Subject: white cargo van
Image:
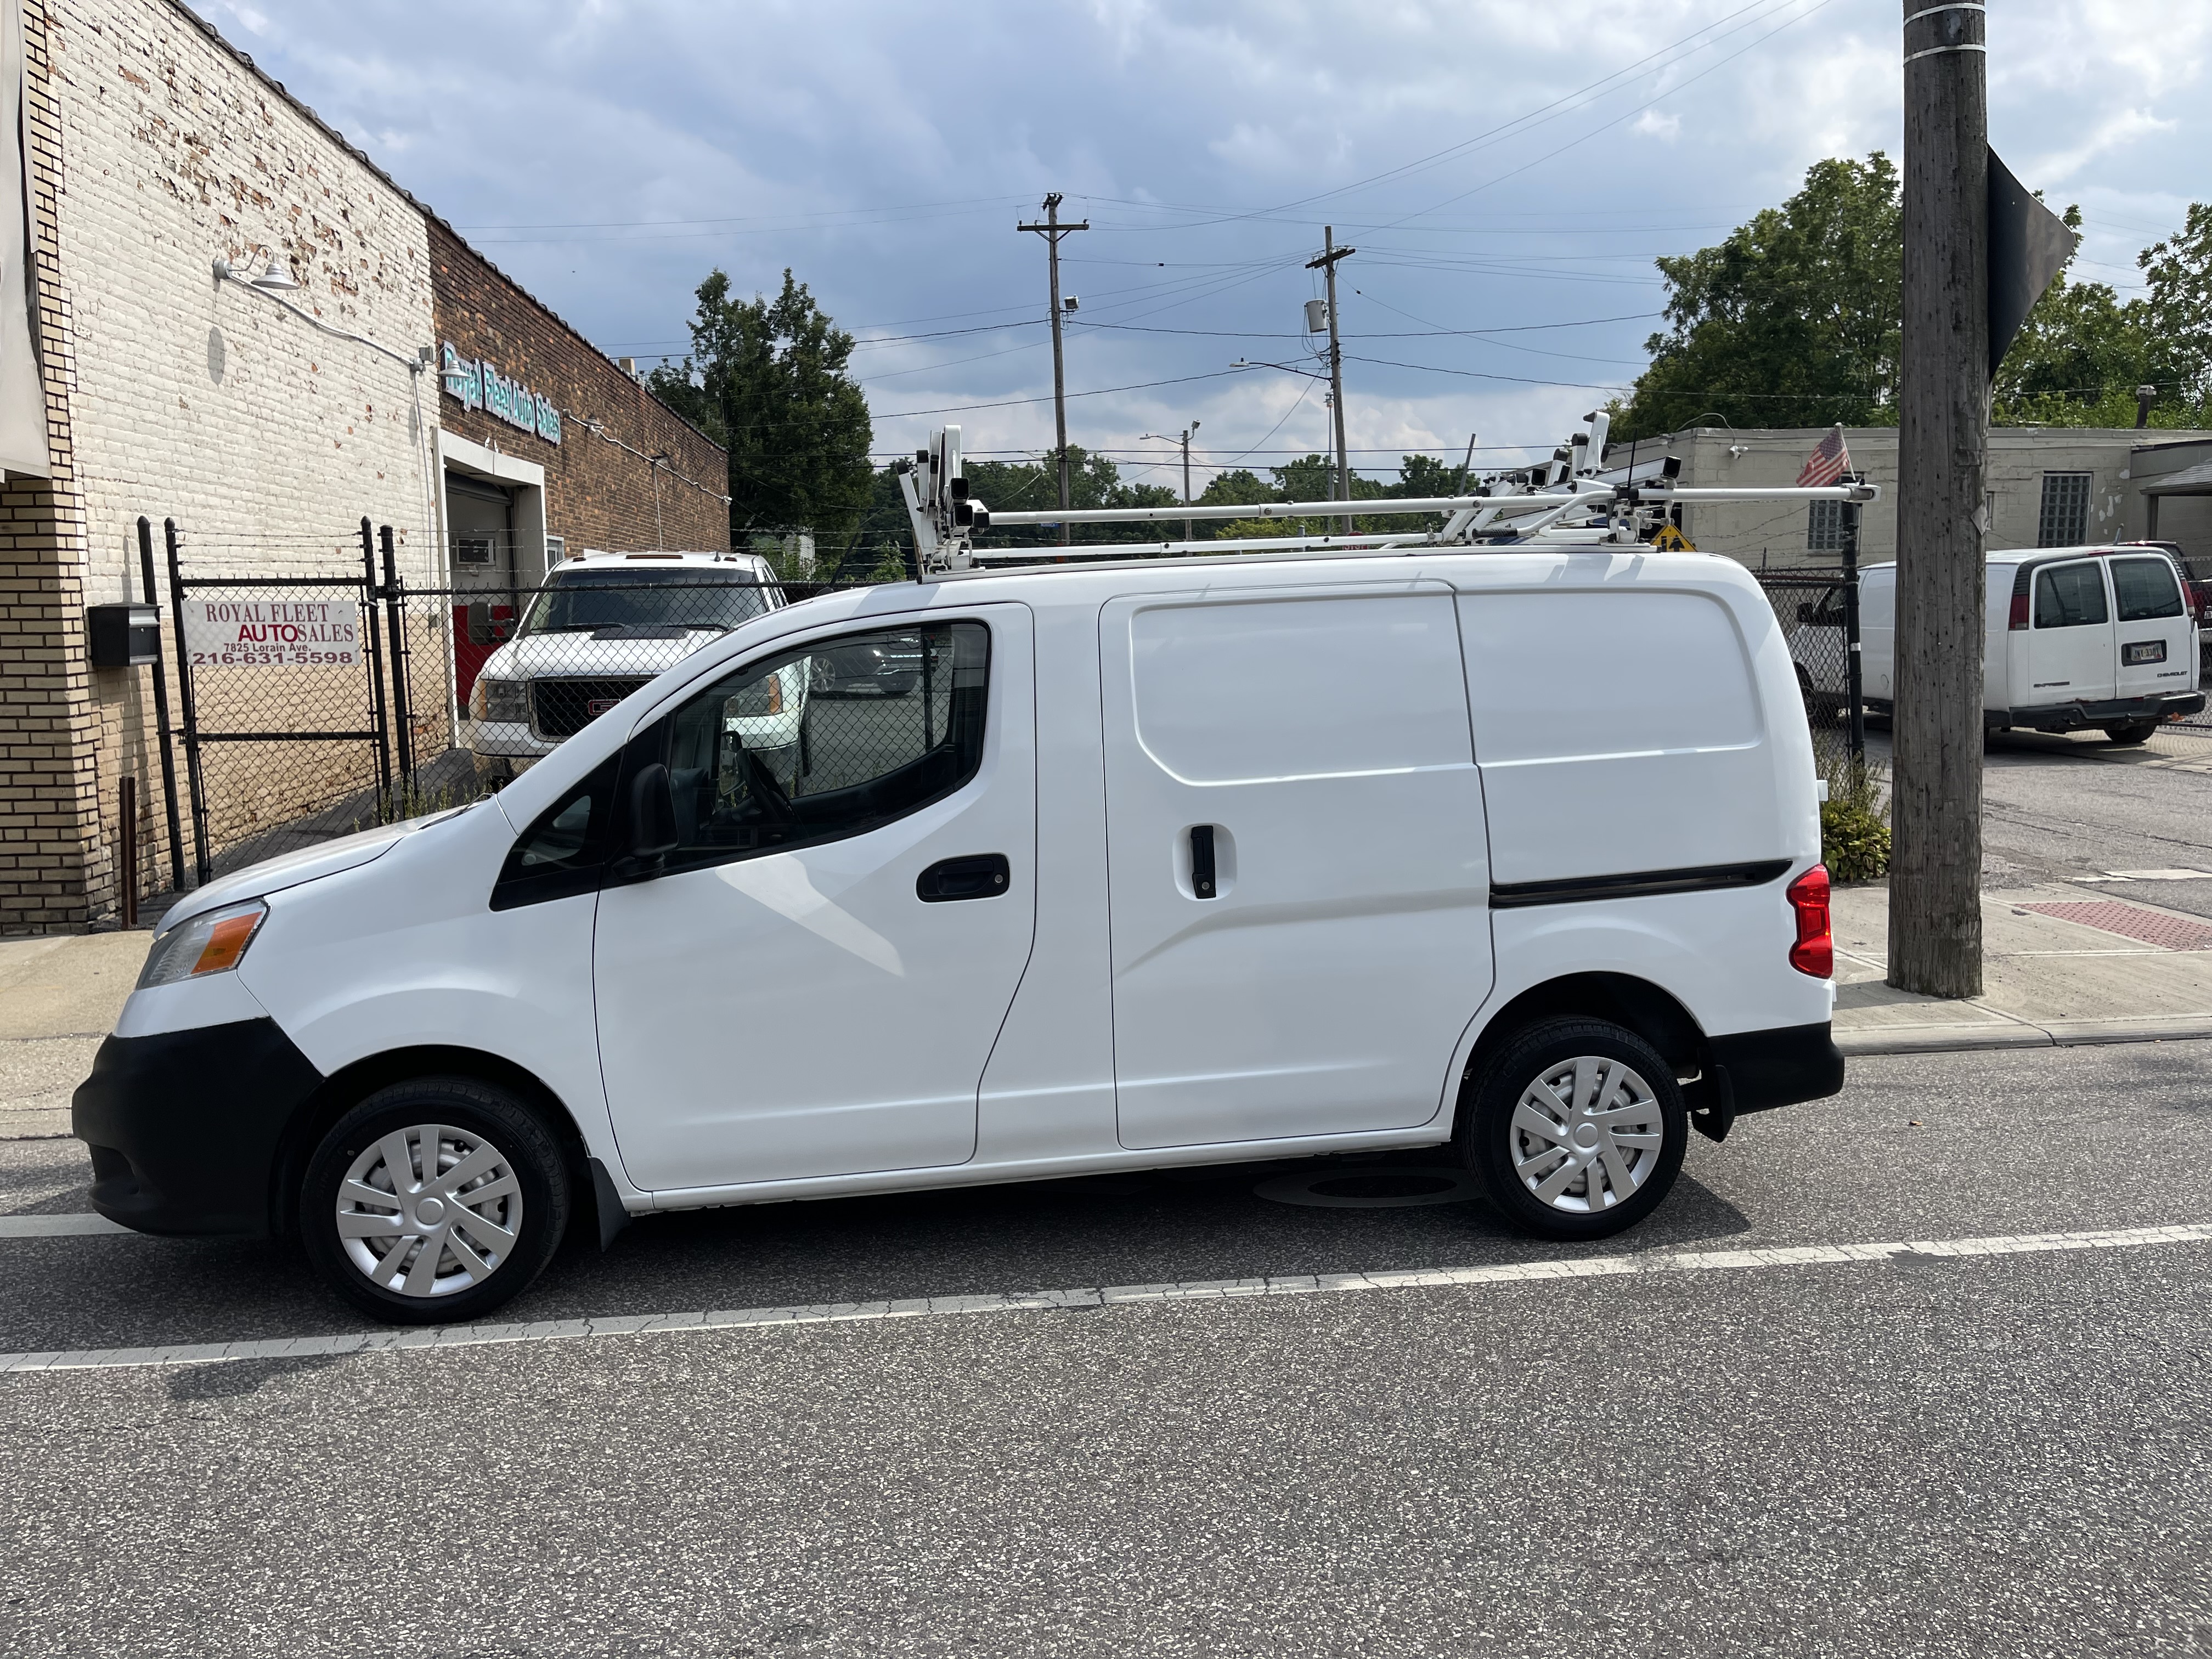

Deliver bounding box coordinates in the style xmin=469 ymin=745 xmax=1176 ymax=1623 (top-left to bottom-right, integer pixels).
xmin=1852 ymin=545 xmax=2204 ymax=742
xmin=77 ymin=539 xmax=1842 ymax=1323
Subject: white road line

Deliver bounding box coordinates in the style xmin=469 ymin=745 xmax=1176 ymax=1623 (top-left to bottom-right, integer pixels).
xmin=3 ymin=1221 xmax=2208 ymax=1376
xmin=0 ymin=1214 xmax=130 ymax=1238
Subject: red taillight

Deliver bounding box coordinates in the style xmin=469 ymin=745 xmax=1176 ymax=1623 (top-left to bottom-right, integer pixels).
xmin=1787 ymin=865 xmax=1832 ymax=978
xmin=2008 ymin=592 xmax=2030 ymax=630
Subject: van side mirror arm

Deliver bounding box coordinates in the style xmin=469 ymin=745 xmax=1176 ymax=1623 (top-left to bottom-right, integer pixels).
xmin=627 ymin=763 xmax=680 ymax=862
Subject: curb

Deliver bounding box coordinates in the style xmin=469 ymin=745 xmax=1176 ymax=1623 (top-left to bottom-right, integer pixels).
xmin=1838 ymin=1015 xmax=2212 ymax=1057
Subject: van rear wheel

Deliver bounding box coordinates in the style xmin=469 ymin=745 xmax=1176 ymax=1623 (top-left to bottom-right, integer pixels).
xmin=1458 ymin=1018 xmax=1687 ymax=1240
xmin=2103 ymin=721 xmax=2158 ymax=745
xmin=301 ymin=1077 xmax=569 ymax=1325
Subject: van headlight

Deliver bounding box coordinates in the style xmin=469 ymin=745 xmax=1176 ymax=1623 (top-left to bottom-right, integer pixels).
xmin=138 ymin=899 xmax=268 ymax=988
xmin=471 ymin=677 xmax=528 ymax=723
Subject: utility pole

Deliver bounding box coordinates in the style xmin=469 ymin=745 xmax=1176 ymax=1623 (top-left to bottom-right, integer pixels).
xmin=1453 ymin=432 xmax=1479 ymax=495
xmin=1891 ymin=0 xmax=1988 ymax=998
xmin=1182 ymin=421 xmax=1198 ymax=543
xmin=1143 ymin=422 xmax=1204 ymax=545
xmin=1018 ymin=194 xmax=1088 ymax=546
xmin=1307 ymin=228 xmax=1356 ymax=533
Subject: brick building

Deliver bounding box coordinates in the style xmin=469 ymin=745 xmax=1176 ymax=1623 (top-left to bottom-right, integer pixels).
xmin=0 ymin=0 xmax=727 ymax=933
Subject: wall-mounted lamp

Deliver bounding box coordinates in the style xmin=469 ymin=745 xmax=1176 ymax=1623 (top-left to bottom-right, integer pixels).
xmin=212 ymin=246 xmax=299 ymax=291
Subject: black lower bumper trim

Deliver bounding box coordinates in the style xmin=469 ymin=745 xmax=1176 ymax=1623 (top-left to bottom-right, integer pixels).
xmin=1709 ymin=1021 xmax=1844 ymax=1115
xmin=72 ymin=1017 xmax=324 ymax=1237
xmin=1997 ymin=691 xmax=2205 ymax=732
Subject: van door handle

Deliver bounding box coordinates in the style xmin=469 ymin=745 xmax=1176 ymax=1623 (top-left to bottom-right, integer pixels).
xmin=1189 ymin=825 xmax=1217 ymax=899
xmin=917 ymin=854 xmax=1011 ymax=902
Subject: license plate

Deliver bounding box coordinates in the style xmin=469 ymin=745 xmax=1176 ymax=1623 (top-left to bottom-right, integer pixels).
xmin=586 ymin=698 xmax=621 ymax=716
xmin=2124 ymin=640 xmax=2167 ymax=665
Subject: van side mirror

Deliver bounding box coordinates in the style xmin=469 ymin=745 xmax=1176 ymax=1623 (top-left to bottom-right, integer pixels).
xmin=1797 ymin=601 xmax=1818 ymax=624
xmin=628 ymin=763 xmax=679 ymax=861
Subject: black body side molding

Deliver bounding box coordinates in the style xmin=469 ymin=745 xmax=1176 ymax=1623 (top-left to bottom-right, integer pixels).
xmin=1490 ymin=859 xmax=1793 ymax=910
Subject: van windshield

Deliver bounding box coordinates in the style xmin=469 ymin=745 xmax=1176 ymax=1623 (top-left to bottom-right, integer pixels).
xmin=520 ymin=569 xmax=771 ymax=636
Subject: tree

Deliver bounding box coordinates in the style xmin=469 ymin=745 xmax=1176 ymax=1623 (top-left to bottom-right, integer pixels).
xmin=1611 ymin=154 xmax=1903 ymax=441
xmin=962 ymin=449 xmax=1180 ymax=551
xmin=2140 ymin=202 xmax=2212 ymax=405
xmin=647 ymin=269 xmax=874 ymax=555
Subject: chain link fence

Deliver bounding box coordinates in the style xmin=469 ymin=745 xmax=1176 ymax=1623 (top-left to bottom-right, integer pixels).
xmin=1753 ymin=567 xmax=1861 ymax=772
xmin=156 ymin=534 xmax=882 ymax=890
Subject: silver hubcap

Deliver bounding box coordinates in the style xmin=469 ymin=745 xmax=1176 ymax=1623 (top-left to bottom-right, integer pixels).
xmin=336 ymin=1124 xmax=523 ymax=1297
xmin=1510 ymin=1056 xmax=1665 ymax=1214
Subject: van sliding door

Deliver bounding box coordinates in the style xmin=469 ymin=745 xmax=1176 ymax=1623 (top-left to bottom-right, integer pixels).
xmin=1099 ymin=583 xmax=1492 ymax=1150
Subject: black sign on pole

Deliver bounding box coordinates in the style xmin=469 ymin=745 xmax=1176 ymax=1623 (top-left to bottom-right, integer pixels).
xmin=1988 ymin=149 xmax=2079 ymax=376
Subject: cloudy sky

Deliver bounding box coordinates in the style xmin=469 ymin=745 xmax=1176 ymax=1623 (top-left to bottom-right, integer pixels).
xmin=205 ymin=0 xmax=2211 ymax=489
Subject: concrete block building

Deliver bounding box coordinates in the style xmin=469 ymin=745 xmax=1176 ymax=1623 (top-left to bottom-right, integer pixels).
xmin=1620 ymin=426 xmax=2212 ymax=572
xmin=0 ymin=0 xmax=727 ymax=932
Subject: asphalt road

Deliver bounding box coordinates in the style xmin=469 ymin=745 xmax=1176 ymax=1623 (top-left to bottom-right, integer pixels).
xmin=1848 ymin=724 xmax=2212 ymax=912
xmin=4 ymin=1040 xmax=2210 ymax=1657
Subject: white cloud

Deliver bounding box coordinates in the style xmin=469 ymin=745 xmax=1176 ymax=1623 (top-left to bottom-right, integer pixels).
xmin=183 ymin=0 xmax=2212 ymax=475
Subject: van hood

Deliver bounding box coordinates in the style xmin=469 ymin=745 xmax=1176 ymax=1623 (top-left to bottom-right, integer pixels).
xmin=156 ymin=807 xmax=471 ymax=933
xmin=484 ymin=625 xmax=729 ymax=682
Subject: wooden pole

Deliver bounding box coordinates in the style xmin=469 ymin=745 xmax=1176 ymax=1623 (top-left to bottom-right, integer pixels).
xmin=1889 ymin=0 xmax=1989 ymax=997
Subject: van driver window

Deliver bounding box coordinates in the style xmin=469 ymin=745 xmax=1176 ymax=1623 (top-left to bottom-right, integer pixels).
xmin=2034 ymin=563 xmax=2108 ymax=629
xmin=635 ymin=620 xmax=990 ymax=871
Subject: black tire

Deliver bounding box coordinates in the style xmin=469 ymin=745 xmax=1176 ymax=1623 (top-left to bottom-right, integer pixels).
xmin=300 ymin=1076 xmax=570 ymax=1325
xmin=1456 ymin=1018 xmax=1688 ymax=1241
xmin=2103 ymin=721 xmax=2157 ymax=746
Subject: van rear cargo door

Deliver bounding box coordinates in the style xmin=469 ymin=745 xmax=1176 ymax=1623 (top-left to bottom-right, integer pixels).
xmin=2109 ymin=554 xmax=2195 ymax=701
xmin=1099 ymin=583 xmax=1492 ymax=1150
xmin=2027 ymin=558 xmax=2116 ymax=705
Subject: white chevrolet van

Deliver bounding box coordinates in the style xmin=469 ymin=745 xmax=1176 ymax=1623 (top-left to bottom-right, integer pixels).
xmin=77 ymin=545 xmax=1842 ymax=1323
xmin=1850 ymin=545 xmax=2204 ymax=742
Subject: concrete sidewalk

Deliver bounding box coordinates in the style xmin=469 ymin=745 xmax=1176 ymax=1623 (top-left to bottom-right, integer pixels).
xmin=1833 ymin=881 xmax=2212 ymax=1055
xmin=0 ymin=933 xmax=149 ymax=1139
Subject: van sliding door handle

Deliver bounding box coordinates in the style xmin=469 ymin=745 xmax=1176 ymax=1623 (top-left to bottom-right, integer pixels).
xmin=1190 ymin=825 xmax=1217 ymax=899
xmin=916 ymin=854 xmax=1011 ymax=902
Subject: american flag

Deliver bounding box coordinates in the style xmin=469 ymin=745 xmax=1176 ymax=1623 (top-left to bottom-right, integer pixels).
xmin=1797 ymin=425 xmax=1850 ymax=488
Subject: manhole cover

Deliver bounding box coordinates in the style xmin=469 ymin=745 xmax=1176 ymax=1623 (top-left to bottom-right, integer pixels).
xmin=1254 ymin=1165 xmax=1483 ymax=1209
xmin=2019 ymin=900 xmax=2212 ymax=951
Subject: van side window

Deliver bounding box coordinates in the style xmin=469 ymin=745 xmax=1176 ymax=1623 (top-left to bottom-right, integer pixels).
xmin=489 ymin=754 xmax=620 ymax=911
xmin=2034 ymin=563 xmax=2108 ymax=629
xmin=2111 ymin=557 xmax=2183 ymax=622
xmin=619 ymin=620 xmax=990 ymax=877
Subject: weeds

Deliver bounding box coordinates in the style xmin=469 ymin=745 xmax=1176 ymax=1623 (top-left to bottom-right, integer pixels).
xmin=1818 ymin=749 xmax=1891 ymax=882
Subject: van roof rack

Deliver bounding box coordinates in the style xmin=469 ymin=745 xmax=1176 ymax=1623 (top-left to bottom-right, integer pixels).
xmin=902 ymin=411 xmax=1880 ymax=573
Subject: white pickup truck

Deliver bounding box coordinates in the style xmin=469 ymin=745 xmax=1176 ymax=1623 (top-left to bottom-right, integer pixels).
xmin=464 ymin=550 xmax=797 ymax=780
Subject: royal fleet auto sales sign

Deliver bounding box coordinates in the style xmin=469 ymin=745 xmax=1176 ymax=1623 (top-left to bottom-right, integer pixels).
xmin=180 ymin=598 xmax=362 ymax=667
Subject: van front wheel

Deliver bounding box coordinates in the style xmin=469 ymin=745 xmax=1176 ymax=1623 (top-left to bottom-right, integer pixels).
xmin=300 ymin=1077 xmax=570 ymax=1325
xmin=1458 ymin=1019 xmax=1687 ymax=1240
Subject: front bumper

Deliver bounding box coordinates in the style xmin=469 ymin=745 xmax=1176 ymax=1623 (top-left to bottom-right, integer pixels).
xmin=72 ymin=1018 xmax=324 ymax=1237
xmin=1708 ymin=1021 xmax=1844 ymax=1116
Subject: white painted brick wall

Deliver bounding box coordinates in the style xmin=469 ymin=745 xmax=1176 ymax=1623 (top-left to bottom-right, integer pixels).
xmin=47 ymin=0 xmax=439 ymax=598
